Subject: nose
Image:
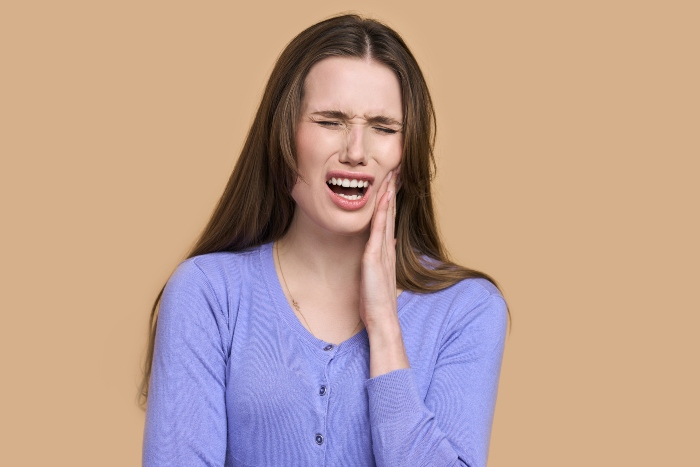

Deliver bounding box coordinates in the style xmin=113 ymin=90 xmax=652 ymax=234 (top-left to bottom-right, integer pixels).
xmin=339 ymin=123 xmax=367 ymax=166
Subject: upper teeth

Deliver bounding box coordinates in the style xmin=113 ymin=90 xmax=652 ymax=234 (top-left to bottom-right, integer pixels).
xmin=328 ymin=178 xmax=369 ymax=188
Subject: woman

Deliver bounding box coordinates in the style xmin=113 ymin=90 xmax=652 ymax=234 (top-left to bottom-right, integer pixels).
xmin=141 ymin=14 xmax=508 ymax=467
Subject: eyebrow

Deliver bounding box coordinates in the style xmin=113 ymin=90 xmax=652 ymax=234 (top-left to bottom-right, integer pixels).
xmin=310 ymin=110 xmax=403 ymax=128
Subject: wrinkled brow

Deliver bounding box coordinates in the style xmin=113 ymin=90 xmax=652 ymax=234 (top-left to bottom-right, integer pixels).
xmin=310 ymin=110 xmax=403 ymax=128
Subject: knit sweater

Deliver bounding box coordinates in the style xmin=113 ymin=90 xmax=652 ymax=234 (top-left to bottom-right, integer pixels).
xmin=143 ymin=242 xmax=507 ymax=467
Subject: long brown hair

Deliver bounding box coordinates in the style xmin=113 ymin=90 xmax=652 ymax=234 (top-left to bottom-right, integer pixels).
xmin=139 ymin=14 xmax=505 ymax=407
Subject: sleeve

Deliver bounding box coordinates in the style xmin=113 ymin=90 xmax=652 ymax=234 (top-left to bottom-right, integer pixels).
xmin=365 ymin=291 xmax=508 ymax=467
xmin=143 ymin=258 xmax=232 ymax=467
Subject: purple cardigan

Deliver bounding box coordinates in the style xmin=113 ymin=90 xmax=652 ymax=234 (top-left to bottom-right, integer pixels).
xmin=143 ymin=242 xmax=507 ymax=466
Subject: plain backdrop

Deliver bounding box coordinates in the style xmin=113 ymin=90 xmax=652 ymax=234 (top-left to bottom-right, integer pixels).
xmin=1 ymin=1 xmax=698 ymax=465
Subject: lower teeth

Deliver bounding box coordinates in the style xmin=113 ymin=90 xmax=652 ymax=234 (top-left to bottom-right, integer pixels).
xmin=337 ymin=193 xmax=362 ymax=200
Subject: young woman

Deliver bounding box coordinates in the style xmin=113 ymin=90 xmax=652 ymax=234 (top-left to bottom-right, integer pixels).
xmin=141 ymin=14 xmax=508 ymax=467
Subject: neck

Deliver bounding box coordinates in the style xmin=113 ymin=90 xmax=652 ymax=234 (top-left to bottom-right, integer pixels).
xmin=276 ymin=213 xmax=368 ymax=287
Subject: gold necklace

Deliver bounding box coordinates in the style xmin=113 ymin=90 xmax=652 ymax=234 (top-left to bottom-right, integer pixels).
xmin=276 ymin=242 xmax=363 ymax=339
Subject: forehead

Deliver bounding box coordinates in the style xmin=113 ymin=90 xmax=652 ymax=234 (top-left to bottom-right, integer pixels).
xmin=301 ymin=57 xmax=403 ymax=119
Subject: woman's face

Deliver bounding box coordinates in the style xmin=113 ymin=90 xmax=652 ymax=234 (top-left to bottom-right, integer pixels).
xmin=292 ymin=56 xmax=403 ymax=237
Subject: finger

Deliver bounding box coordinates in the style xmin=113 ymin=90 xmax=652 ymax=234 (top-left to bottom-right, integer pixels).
xmin=369 ymin=170 xmax=390 ymax=235
xmin=373 ymin=170 xmax=393 ymax=218
xmin=366 ymin=189 xmax=392 ymax=255
xmin=386 ymin=172 xmax=397 ymax=247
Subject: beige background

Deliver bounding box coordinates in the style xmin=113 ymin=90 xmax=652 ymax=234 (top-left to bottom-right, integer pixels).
xmin=1 ymin=1 xmax=697 ymax=465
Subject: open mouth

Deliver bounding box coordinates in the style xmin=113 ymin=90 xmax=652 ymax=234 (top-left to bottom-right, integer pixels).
xmin=326 ymin=177 xmax=369 ymax=201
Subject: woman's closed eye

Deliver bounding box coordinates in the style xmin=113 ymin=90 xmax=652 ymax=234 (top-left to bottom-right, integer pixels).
xmin=373 ymin=126 xmax=398 ymax=135
xmin=314 ymin=119 xmax=399 ymax=135
xmin=316 ymin=120 xmax=344 ymax=128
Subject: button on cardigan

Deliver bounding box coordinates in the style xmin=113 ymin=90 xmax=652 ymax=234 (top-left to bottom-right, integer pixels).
xmin=143 ymin=242 xmax=507 ymax=467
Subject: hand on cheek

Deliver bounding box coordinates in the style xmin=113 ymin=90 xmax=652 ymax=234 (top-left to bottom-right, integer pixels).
xmin=360 ymin=169 xmax=410 ymax=377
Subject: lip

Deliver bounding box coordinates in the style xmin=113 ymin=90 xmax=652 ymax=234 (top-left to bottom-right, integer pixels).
xmin=325 ymin=170 xmax=374 ymax=211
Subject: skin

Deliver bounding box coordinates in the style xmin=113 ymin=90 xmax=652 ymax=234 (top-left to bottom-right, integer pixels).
xmin=274 ymin=56 xmax=410 ymax=377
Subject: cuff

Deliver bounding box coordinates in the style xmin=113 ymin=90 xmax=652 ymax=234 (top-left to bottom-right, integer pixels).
xmin=365 ymin=368 xmax=425 ymax=427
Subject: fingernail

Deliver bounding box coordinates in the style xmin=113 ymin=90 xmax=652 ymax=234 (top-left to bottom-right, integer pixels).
xmin=387 ymin=170 xmax=393 ymax=182
xmin=387 ymin=190 xmax=394 ymax=201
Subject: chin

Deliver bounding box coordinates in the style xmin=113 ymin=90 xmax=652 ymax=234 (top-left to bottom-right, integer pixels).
xmin=321 ymin=213 xmax=372 ymax=237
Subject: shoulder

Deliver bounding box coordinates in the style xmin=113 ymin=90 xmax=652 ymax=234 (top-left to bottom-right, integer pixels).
xmin=448 ymin=276 xmax=502 ymax=300
xmin=410 ymin=277 xmax=508 ymax=349
xmin=416 ymin=256 xmax=506 ymax=319
xmin=162 ymin=244 xmax=267 ymax=324
xmin=169 ymin=245 xmax=264 ymax=294
xmin=447 ymin=277 xmax=507 ymax=326
xmin=443 ymin=278 xmax=508 ymax=355
xmin=415 ymin=276 xmax=506 ymax=316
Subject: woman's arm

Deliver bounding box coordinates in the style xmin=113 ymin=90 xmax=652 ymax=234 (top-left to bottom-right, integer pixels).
xmin=361 ymin=169 xmax=410 ymax=378
xmin=143 ymin=258 xmax=232 ymax=467
xmin=366 ymin=292 xmax=507 ymax=467
xmin=361 ymin=170 xmax=508 ymax=466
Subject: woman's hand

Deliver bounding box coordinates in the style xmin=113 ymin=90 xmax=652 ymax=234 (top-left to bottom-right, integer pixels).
xmin=360 ymin=170 xmax=397 ymax=326
xmin=361 ymin=169 xmax=410 ymax=377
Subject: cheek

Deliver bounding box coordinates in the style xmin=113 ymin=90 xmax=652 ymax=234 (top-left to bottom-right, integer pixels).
xmin=294 ymin=128 xmax=313 ymax=172
xmin=292 ymin=127 xmax=334 ymax=200
xmin=374 ymin=137 xmax=403 ymax=167
xmin=394 ymin=140 xmax=404 ymax=164
xmin=295 ymin=125 xmax=341 ymax=170
xmin=295 ymin=125 xmax=314 ymax=156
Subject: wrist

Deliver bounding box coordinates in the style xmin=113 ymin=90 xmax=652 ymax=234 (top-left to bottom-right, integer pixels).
xmin=365 ymin=315 xmax=403 ymax=345
xmin=367 ymin=319 xmax=410 ymax=378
